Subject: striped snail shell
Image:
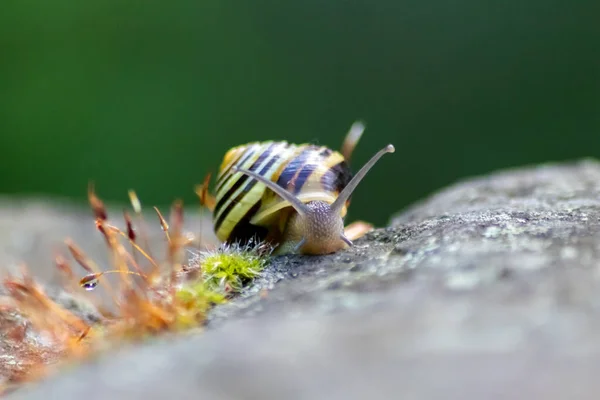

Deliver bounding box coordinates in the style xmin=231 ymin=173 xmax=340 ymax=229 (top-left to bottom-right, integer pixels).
xmin=198 ymin=122 xmax=395 ymax=255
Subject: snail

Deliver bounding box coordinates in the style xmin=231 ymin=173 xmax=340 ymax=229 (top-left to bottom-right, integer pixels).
xmin=197 ymin=122 xmax=394 ymax=255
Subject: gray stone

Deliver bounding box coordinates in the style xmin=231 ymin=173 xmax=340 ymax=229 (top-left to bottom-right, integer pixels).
xmin=6 ymin=159 xmax=600 ymax=399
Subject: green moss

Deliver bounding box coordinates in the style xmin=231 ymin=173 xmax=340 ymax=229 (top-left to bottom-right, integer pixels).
xmin=199 ymin=243 xmax=269 ymax=293
xmin=174 ymin=280 xmax=226 ymax=329
xmin=172 ymin=240 xmax=270 ymax=329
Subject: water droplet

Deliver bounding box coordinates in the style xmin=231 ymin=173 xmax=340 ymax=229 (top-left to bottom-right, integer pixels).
xmin=79 ymin=274 xmax=99 ymax=291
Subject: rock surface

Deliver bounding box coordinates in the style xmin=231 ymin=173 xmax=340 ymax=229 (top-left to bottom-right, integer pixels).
xmin=6 ymin=159 xmax=600 ymax=399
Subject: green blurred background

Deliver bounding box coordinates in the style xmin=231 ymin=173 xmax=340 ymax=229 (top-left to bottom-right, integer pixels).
xmin=0 ymin=0 xmax=598 ymax=227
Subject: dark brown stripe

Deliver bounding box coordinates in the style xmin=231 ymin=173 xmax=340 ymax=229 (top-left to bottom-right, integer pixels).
xmin=216 ymin=145 xmax=259 ymax=193
xmin=216 ymin=148 xmax=248 ymax=188
xmin=214 ymin=143 xmax=276 ymax=217
xmin=276 ymin=146 xmax=315 ymax=189
xmin=214 ymin=153 xmax=281 ymax=233
xmin=319 ymin=147 xmax=333 ymax=157
xmin=292 ymin=162 xmax=317 ymax=194
xmin=321 ymin=160 xmax=353 ymax=195
xmin=225 ymin=201 xmax=269 ymax=244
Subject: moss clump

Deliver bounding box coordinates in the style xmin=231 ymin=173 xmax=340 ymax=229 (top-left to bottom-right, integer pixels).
xmin=190 ymin=240 xmax=271 ymax=294
xmin=173 ymin=281 xmax=226 ymax=330
xmin=173 ymin=239 xmax=271 ymax=329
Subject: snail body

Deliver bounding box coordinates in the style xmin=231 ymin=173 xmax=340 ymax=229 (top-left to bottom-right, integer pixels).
xmin=198 ymin=122 xmax=394 ymax=255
